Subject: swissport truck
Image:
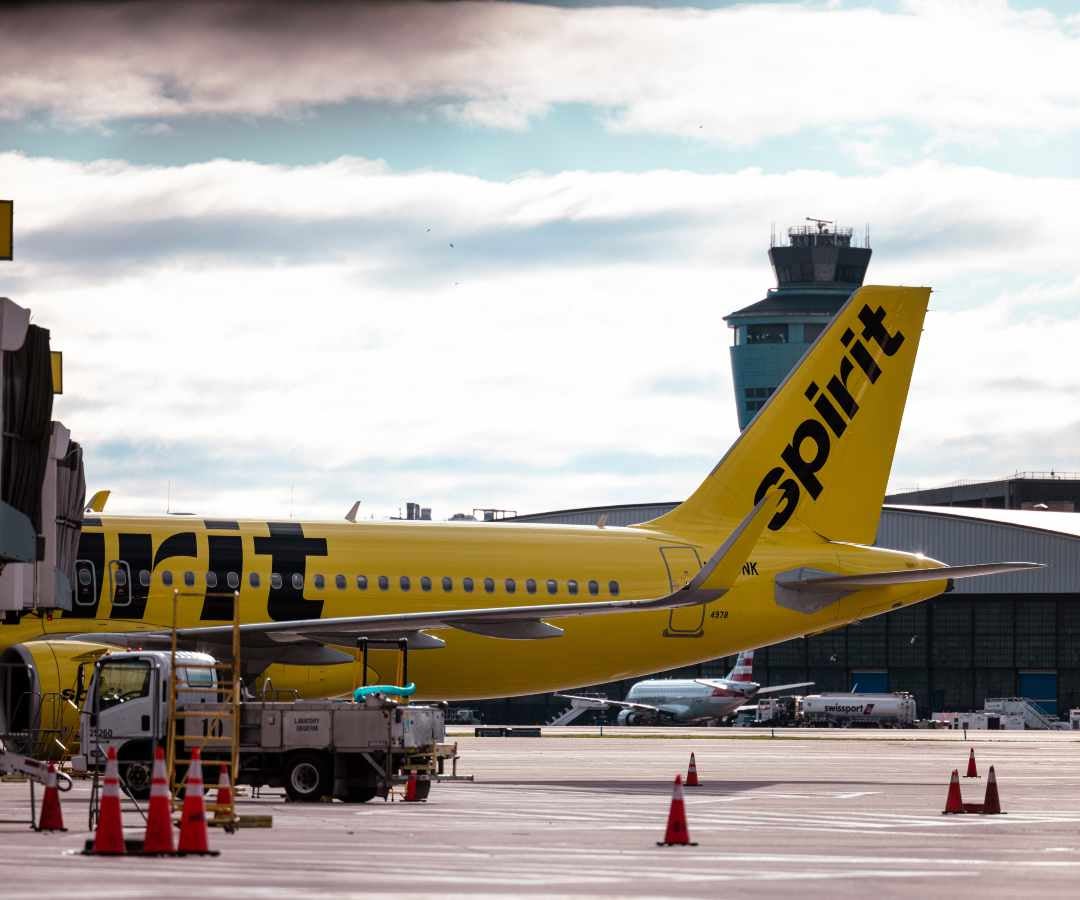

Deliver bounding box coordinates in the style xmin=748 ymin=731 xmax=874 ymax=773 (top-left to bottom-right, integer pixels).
xmin=798 ymin=692 xmax=917 ymax=727
xmin=71 ymin=651 xmax=461 ymax=802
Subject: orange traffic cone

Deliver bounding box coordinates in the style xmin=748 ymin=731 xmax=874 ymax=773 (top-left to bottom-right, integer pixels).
xmin=982 ymin=765 xmax=1004 ymax=815
xmin=92 ymin=747 xmax=126 ymax=854
xmin=143 ymin=747 xmax=175 ymax=855
xmin=403 ymin=771 xmax=420 ymax=802
xmin=685 ymin=753 xmax=700 ymax=787
xmin=177 ymin=748 xmax=213 ymax=855
xmin=942 ymin=769 xmax=964 ymax=815
xmin=964 ymin=748 xmax=979 ymax=778
xmin=212 ymin=764 xmax=235 ymax=825
xmin=36 ymin=762 xmax=66 ymax=832
xmin=657 ymin=774 xmax=697 ymax=846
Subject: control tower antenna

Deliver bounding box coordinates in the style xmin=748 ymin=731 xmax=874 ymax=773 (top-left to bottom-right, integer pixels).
xmin=805 ymin=216 xmax=833 ymax=234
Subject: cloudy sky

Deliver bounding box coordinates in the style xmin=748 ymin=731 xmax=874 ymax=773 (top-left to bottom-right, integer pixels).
xmin=2 ymin=0 xmax=1079 ymax=520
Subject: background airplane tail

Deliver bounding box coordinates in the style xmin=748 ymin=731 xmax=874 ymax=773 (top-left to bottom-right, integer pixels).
xmin=644 ymin=285 xmax=931 ymax=546
xmin=727 ymin=650 xmax=754 ymax=683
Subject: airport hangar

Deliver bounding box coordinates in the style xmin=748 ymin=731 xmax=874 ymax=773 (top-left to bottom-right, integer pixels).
xmin=466 ymin=482 xmax=1080 ymax=724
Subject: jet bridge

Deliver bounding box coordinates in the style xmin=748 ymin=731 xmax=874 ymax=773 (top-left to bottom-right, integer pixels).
xmin=0 ymin=296 xmax=85 ymax=624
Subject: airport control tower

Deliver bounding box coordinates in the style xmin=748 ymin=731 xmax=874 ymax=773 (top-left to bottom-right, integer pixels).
xmin=725 ymin=218 xmax=871 ymax=429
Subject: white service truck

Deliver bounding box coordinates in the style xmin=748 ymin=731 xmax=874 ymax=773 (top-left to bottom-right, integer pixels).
xmin=798 ymin=692 xmax=917 ymax=727
xmin=71 ymin=650 xmax=460 ymax=802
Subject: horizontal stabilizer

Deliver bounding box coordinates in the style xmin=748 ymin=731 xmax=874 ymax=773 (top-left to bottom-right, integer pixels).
xmin=780 ymin=562 xmax=1044 ymax=592
xmin=756 ymin=681 xmax=815 ymax=696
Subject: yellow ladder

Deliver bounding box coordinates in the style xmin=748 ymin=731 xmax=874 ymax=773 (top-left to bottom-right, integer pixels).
xmin=165 ymin=589 xmax=241 ymax=830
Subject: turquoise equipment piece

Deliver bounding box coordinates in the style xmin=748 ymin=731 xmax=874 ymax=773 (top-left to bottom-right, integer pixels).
xmin=353 ymin=683 xmax=416 ymax=701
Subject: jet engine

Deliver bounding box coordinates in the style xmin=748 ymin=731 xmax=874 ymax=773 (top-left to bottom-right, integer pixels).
xmin=0 ymin=640 xmax=112 ymax=759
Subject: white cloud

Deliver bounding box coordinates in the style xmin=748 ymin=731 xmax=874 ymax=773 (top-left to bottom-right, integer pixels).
xmin=1 ymin=2 xmax=1079 ymax=148
xmin=1 ymin=150 xmax=1078 ymax=519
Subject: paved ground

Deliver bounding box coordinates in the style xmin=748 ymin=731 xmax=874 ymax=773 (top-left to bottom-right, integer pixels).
xmin=4 ymin=728 xmax=1080 ymax=898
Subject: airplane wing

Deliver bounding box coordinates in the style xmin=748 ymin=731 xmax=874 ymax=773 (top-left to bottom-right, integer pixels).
xmin=553 ymin=694 xmax=658 ymax=713
xmin=63 ymin=489 xmax=782 ymax=656
xmin=755 ymin=681 xmax=814 ymax=696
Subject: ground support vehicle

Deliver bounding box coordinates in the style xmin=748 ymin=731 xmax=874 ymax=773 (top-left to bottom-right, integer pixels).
xmin=798 ymin=692 xmax=916 ymax=728
xmin=71 ymin=650 xmax=463 ymax=803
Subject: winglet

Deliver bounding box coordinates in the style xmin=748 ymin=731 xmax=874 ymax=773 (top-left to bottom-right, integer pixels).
xmin=686 ymin=488 xmax=782 ymax=595
xmin=86 ymin=489 xmax=110 ymax=513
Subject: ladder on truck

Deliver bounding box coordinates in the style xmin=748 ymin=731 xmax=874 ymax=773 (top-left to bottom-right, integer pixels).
xmin=165 ymin=589 xmax=241 ymax=831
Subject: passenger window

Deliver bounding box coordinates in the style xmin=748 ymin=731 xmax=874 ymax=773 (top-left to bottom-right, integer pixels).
xmin=115 ymin=569 xmax=128 ymax=587
xmin=313 ymin=574 xmax=325 ymax=589
xmin=420 ymin=576 xmax=432 ymax=592
xmin=249 ymin=572 xmax=261 ymax=588
xmin=378 ymin=576 xmax=389 ymax=590
xmin=335 ymin=574 xmax=346 ymax=590
xmin=546 ymin=579 xmax=557 ymax=595
xmin=227 ymin=571 xmax=240 ymax=589
xmin=505 ymin=578 xmax=516 ymax=594
xmin=162 ymin=571 xmax=174 ymax=586
xmin=271 ymin=573 xmax=283 ymax=590
xmin=184 ymin=571 xmax=195 ymax=587
xmin=609 ymin=580 xmax=620 ymax=596
xmin=442 ymin=576 xmax=453 ymax=592
xmin=525 ymin=578 xmax=537 ymax=594
xmin=291 ymin=573 xmax=304 ymax=590
xmin=588 ymin=580 xmax=599 ymax=596
xmin=567 ymin=579 xmax=579 ymax=595
xmin=400 ymin=576 xmax=411 ymax=591
xmin=138 ymin=570 xmax=150 ymax=588
xmin=483 ymin=577 xmax=495 ymax=593
xmin=463 ymin=577 xmax=474 ymax=593
xmin=206 ymin=571 xmax=218 ymax=588
xmin=78 ymin=568 xmax=92 ymax=586
xmin=357 ymin=575 xmax=368 ymax=590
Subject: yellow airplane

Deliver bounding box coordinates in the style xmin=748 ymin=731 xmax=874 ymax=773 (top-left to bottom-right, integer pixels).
xmin=0 ymin=285 xmax=1040 ymax=734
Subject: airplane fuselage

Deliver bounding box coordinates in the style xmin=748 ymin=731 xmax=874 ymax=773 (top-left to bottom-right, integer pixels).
xmin=2 ymin=513 xmax=945 ymax=701
xmin=624 ymin=678 xmax=754 ymax=722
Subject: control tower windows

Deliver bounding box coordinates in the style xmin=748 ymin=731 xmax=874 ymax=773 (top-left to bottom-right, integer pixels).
xmin=803 ymin=322 xmax=826 ymax=343
xmin=746 ymin=324 xmax=788 ymax=344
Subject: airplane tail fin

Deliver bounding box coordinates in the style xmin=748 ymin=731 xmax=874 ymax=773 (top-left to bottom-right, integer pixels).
xmin=727 ymin=650 xmax=754 ymax=683
xmin=644 ymin=285 xmax=931 ymax=545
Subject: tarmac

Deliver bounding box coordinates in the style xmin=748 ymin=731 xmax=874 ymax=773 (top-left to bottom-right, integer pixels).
xmin=3 ymin=727 xmax=1080 ymax=898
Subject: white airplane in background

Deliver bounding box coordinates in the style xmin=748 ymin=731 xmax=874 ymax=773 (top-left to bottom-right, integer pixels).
xmin=555 ymin=650 xmax=812 ymax=725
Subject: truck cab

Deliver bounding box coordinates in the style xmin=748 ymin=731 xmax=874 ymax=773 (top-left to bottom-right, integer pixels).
xmin=72 ymin=650 xmax=219 ymax=794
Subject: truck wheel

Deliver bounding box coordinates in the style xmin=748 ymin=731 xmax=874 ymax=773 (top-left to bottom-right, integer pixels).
xmin=285 ymin=753 xmax=331 ymax=802
xmin=119 ymin=742 xmax=154 ymax=800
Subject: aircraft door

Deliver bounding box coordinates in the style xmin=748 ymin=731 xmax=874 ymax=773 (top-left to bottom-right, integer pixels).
xmin=74 ymin=559 xmax=98 ymax=609
xmin=107 ymin=560 xmax=132 ymax=612
xmin=661 ymin=546 xmax=704 ymax=637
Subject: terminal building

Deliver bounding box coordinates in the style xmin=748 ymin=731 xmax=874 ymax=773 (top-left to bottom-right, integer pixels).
xmin=464 ymin=222 xmax=1080 ymax=725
